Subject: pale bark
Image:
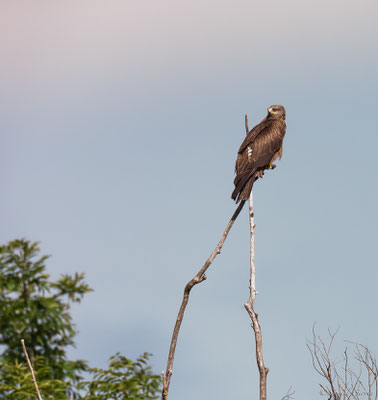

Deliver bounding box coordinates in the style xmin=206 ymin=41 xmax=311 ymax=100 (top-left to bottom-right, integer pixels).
xmin=21 ymin=339 xmax=43 ymax=400
xmin=161 ymin=200 xmax=246 ymax=400
xmin=243 ymin=114 xmax=269 ymax=400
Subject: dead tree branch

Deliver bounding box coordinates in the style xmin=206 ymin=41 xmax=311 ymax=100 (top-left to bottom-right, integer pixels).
xmin=308 ymin=327 xmax=378 ymax=400
xmin=280 ymin=386 xmax=295 ymax=400
xmin=21 ymin=339 xmax=43 ymax=400
xmin=243 ymin=113 xmax=269 ymax=400
xmin=161 ymin=200 xmax=246 ymax=399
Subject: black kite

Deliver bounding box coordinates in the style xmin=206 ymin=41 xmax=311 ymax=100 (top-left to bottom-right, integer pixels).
xmin=232 ymin=105 xmax=286 ymax=203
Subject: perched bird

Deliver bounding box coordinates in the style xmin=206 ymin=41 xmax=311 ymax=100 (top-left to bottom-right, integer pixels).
xmin=232 ymin=105 xmax=286 ymax=203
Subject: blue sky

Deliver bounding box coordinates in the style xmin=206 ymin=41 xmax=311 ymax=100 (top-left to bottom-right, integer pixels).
xmin=1 ymin=1 xmax=378 ymax=399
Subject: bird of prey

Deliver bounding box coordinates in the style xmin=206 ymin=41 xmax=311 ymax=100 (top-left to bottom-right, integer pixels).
xmin=231 ymin=105 xmax=286 ymax=203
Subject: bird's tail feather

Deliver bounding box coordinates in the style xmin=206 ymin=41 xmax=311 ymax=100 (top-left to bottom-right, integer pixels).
xmin=231 ymin=169 xmax=258 ymax=203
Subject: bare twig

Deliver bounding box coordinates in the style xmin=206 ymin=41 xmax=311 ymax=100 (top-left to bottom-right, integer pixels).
xmin=281 ymin=386 xmax=295 ymax=400
xmin=307 ymin=327 xmax=342 ymax=400
xmin=161 ymin=200 xmax=246 ymax=399
xmin=245 ymin=113 xmax=249 ymax=137
xmin=308 ymin=328 xmax=378 ymax=400
xmin=243 ymin=113 xmax=268 ymax=400
xmin=21 ymin=339 xmax=43 ymax=400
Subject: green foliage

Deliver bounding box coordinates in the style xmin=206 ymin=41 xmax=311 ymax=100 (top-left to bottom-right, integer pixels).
xmin=0 ymin=356 xmax=69 ymax=399
xmin=80 ymin=353 xmax=162 ymax=400
xmin=0 ymin=239 xmax=162 ymax=399
xmin=51 ymin=272 xmax=93 ymax=304
xmin=0 ymin=239 xmax=91 ymax=395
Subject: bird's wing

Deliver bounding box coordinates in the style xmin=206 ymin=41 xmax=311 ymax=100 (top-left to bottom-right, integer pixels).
xmin=232 ymin=117 xmax=286 ymax=202
xmin=236 ymin=120 xmax=286 ymax=175
xmin=248 ymin=122 xmax=285 ymax=167
xmin=237 ymin=118 xmax=272 ymax=154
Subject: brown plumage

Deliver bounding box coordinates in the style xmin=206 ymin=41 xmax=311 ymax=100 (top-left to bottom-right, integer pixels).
xmin=232 ymin=105 xmax=286 ymax=203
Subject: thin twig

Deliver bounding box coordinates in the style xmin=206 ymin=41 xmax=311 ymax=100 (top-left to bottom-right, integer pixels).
xmin=161 ymin=200 xmax=246 ymax=399
xmin=281 ymin=386 xmax=295 ymax=400
xmin=245 ymin=113 xmax=249 ymax=137
xmin=307 ymin=328 xmax=378 ymax=400
xmin=243 ymin=113 xmax=268 ymax=400
xmin=21 ymin=339 xmax=43 ymax=400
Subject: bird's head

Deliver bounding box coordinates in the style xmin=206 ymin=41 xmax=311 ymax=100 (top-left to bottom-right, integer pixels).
xmin=267 ymin=105 xmax=286 ymax=119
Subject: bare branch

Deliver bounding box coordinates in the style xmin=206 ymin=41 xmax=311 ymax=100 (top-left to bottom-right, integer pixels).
xmin=245 ymin=113 xmax=249 ymax=135
xmin=21 ymin=339 xmax=43 ymax=400
xmin=308 ymin=326 xmax=329 ymax=380
xmin=243 ymin=191 xmax=269 ymax=400
xmin=308 ymin=328 xmax=378 ymax=400
xmin=161 ymin=200 xmax=246 ymax=400
xmin=242 ymin=113 xmax=270 ymax=400
xmin=344 ymin=348 xmax=349 ymax=399
xmin=280 ymin=386 xmax=295 ymax=400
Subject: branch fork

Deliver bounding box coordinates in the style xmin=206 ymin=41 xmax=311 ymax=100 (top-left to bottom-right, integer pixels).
xmin=162 ymin=113 xmax=269 ymax=400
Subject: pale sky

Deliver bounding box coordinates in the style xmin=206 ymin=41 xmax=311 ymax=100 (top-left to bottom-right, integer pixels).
xmin=2 ymin=1 xmax=378 ymax=399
